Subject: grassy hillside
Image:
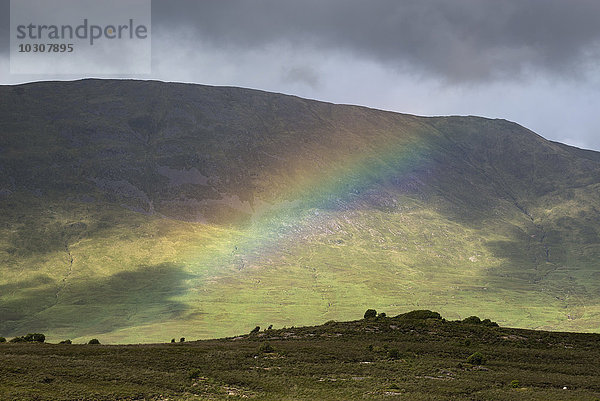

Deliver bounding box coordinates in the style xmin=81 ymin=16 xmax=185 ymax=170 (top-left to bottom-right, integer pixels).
xmin=1 ymin=312 xmax=599 ymax=400
xmin=0 ymin=79 xmax=599 ymax=343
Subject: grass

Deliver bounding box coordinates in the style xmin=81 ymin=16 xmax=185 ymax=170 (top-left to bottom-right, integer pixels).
xmin=0 ymin=312 xmax=599 ymax=400
xmin=1 ymin=195 xmax=589 ymax=343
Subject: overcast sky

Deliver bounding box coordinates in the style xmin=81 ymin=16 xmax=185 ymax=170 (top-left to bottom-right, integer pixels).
xmin=2 ymin=0 xmax=600 ymax=150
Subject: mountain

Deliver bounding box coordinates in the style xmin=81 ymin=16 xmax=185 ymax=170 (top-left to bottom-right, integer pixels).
xmin=0 ymin=79 xmax=599 ymax=343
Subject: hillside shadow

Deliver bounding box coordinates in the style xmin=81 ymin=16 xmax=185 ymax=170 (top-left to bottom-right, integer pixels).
xmin=3 ymin=206 xmax=130 ymax=257
xmin=0 ymin=262 xmax=193 ymax=337
xmin=0 ymin=274 xmax=55 ymax=295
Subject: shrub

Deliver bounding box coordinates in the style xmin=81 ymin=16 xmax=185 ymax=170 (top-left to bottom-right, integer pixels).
xmin=259 ymin=343 xmax=274 ymax=353
xmin=370 ymin=345 xmax=387 ymax=353
xmin=9 ymin=333 xmax=45 ymax=343
xmin=377 ymin=312 xmax=387 ymax=318
xmin=59 ymin=339 xmax=72 ymax=344
xmin=462 ymin=316 xmax=482 ymax=325
xmin=250 ymin=326 xmax=260 ymax=334
xmin=188 ymin=368 xmax=202 ymax=380
xmin=0 ymin=337 xmax=5 ymax=343
xmin=180 ymin=337 xmax=185 ymax=343
xmin=482 ymin=318 xmax=499 ymax=327
xmin=267 ymin=325 xmax=273 ymax=330
xmin=364 ymin=309 xmax=377 ymax=319
xmin=461 ymin=316 xmax=499 ymax=326
xmin=387 ymin=349 xmax=401 ymax=359
xmin=88 ymin=339 xmax=100 ymax=345
xmin=398 ymin=310 xmax=442 ymax=320
xmin=171 ymin=338 xmax=175 ymax=343
xmin=28 ymin=333 xmax=45 ymax=343
xmin=511 ymin=379 xmax=520 ymax=388
xmin=467 ymin=352 xmax=486 ymax=365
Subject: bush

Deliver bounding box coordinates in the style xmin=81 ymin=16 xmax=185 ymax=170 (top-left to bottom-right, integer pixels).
xmin=482 ymin=318 xmax=499 ymax=327
xmin=462 ymin=316 xmax=482 ymax=325
xmin=461 ymin=316 xmax=499 ymax=327
xmin=467 ymin=352 xmax=486 ymax=365
xmin=377 ymin=312 xmax=387 ymax=318
xmin=188 ymin=368 xmax=202 ymax=380
xmin=88 ymin=339 xmax=100 ymax=345
xmin=510 ymin=379 xmax=520 ymax=388
xmin=259 ymin=343 xmax=274 ymax=353
xmin=387 ymin=349 xmax=401 ymax=359
xmin=398 ymin=310 xmax=442 ymax=320
xmin=9 ymin=333 xmax=45 ymax=343
xmin=250 ymin=326 xmax=260 ymax=334
xmin=0 ymin=337 xmax=5 ymax=343
xmin=180 ymin=337 xmax=185 ymax=343
xmin=364 ymin=309 xmax=377 ymax=319
xmin=59 ymin=339 xmax=72 ymax=344
xmin=372 ymin=345 xmax=385 ymax=353
xmin=29 ymin=333 xmax=45 ymax=343
xmin=171 ymin=338 xmax=175 ymax=343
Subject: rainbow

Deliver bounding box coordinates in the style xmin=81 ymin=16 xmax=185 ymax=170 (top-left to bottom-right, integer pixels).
xmin=189 ymin=115 xmax=440 ymax=276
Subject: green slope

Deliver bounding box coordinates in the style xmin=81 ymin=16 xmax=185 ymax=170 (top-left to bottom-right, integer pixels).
xmin=0 ymin=79 xmax=599 ymax=343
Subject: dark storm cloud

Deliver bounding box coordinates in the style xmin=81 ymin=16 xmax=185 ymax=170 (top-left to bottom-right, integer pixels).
xmin=4 ymin=0 xmax=600 ymax=81
xmin=152 ymin=0 xmax=600 ymax=82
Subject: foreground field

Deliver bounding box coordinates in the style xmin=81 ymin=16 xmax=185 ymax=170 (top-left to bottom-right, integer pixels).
xmin=1 ymin=311 xmax=599 ymax=401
